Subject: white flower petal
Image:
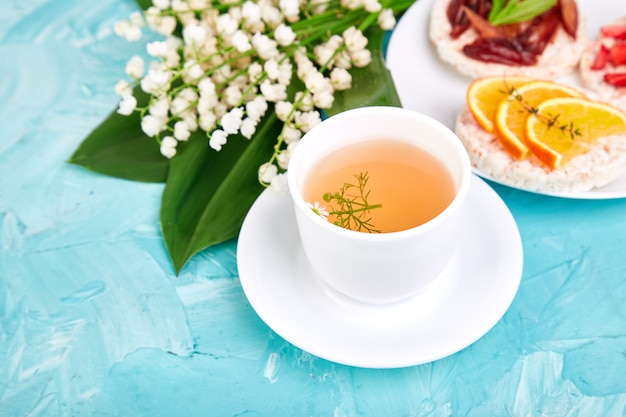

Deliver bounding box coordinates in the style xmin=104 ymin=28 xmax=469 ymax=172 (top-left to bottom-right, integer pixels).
xmin=220 ymin=107 xmax=244 ymax=134
xmin=117 ymin=95 xmax=137 ymax=115
xmin=141 ymin=114 xmax=166 ymax=137
xmin=274 ymin=24 xmax=296 ymax=46
xmin=147 ymin=41 xmax=168 ymax=57
xmin=240 ymin=118 xmax=257 ymax=139
xmin=209 ymin=129 xmax=228 ymax=151
xmin=125 ymin=55 xmax=145 ymax=79
xmin=183 ymin=23 xmax=207 ymax=45
xmin=174 ymin=121 xmax=191 ymax=141
xmin=231 ymin=30 xmax=251 ymax=52
xmin=160 ymin=144 xmax=177 ymax=159
xmin=161 ymin=135 xmax=178 ymax=148
xmin=270 ymin=173 xmax=288 ymax=194
xmin=114 ymin=80 xmax=132 ymax=97
xmin=378 ymin=9 xmax=396 ymax=30
xmin=258 ymin=162 xmax=278 ymax=184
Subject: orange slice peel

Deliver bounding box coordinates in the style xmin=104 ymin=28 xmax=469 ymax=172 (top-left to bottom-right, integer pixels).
xmin=525 ymin=97 xmax=626 ymax=168
xmin=466 ymin=76 xmax=532 ymax=133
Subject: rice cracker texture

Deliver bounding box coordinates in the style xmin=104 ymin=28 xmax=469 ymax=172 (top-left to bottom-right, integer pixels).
xmin=455 ymin=107 xmax=626 ymax=193
xmin=430 ymin=0 xmax=588 ymax=79
xmin=579 ymin=17 xmax=626 ymax=112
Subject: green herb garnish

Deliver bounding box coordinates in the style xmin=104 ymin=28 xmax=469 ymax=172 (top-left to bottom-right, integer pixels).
xmin=503 ymin=82 xmax=582 ymax=140
xmin=312 ymin=171 xmax=383 ymax=233
xmin=488 ymin=0 xmax=557 ymax=26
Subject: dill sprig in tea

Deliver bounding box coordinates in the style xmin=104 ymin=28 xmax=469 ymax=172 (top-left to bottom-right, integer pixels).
xmin=308 ymin=171 xmax=382 ymax=233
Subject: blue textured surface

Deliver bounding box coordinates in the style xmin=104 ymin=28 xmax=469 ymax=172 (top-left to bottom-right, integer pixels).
xmin=2 ymin=1 xmax=626 ymax=416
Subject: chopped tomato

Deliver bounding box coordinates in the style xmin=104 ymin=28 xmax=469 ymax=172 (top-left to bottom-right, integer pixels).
xmin=601 ymin=24 xmax=626 ymax=40
xmin=591 ymin=44 xmax=610 ymax=70
xmin=609 ymin=43 xmax=626 ymax=66
xmin=604 ymin=73 xmax=626 ymax=87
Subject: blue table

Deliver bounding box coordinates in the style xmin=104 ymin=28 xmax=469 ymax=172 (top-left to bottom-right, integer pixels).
xmin=2 ymin=1 xmax=626 ymax=415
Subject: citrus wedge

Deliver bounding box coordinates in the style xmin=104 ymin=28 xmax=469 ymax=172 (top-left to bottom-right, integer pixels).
xmin=525 ymin=97 xmax=626 ymax=168
xmin=494 ymin=81 xmax=586 ymax=159
xmin=466 ymin=76 xmax=532 ymax=133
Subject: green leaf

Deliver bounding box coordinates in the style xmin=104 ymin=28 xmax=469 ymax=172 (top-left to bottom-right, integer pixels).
xmin=68 ymin=88 xmax=169 ymax=183
xmin=160 ymin=112 xmax=281 ymax=273
xmin=134 ymin=0 xmax=152 ymax=11
xmin=489 ymin=0 xmax=557 ymax=26
xmin=327 ymin=27 xmax=402 ymax=116
xmin=488 ymin=0 xmax=507 ymax=21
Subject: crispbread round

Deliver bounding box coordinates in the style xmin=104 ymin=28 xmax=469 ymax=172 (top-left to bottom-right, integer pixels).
xmin=455 ymin=107 xmax=626 ymax=193
xmin=579 ymin=18 xmax=626 ymax=112
xmin=430 ymin=0 xmax=588 ymax=79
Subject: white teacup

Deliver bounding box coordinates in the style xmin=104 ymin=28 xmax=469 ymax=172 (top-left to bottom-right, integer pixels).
xmin=287 ymin=106 xmax=472 ymax=304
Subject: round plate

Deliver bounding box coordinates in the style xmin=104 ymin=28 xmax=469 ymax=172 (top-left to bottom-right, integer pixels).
xmin=386 ymin=0 xmax=626 ymax=199
xmin=237 ymin=176 xmax=523 ymax=368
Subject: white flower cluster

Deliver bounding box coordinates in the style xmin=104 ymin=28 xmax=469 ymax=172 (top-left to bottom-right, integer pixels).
xmin=114 ymin=0 xmax=397 ymax=192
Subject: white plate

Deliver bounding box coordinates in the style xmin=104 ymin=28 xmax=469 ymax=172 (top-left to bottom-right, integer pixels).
xmin=386 ymin=0 xmax=626 ymax=199
xmin=237 ymin=176 xmax=523 ymax=368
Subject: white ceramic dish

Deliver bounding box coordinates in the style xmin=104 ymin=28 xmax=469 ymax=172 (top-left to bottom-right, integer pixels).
xmin=386 ymin=0 xmax=626 ymax=199
xmin=237 ymin=175 xmax=523 ymax=368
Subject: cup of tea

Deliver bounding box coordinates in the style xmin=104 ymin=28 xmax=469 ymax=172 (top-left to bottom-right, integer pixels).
xmin=287 ymin=106 xmax=472 ymax=304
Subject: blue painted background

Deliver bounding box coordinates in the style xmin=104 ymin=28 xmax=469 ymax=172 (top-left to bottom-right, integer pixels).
xmin=1 ymin=0 xmax=626 ymax=415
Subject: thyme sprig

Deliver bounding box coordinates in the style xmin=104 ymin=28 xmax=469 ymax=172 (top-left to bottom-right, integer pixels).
xmin=502 ymin=83 xmax=582 ymax=140
xmin=313 ymin=171 xmax=383 ymax=233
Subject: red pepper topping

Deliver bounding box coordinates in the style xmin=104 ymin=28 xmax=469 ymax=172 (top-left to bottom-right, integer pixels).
xmin=590 ymin=22 xmax=626 ymax=90
xmin=609 ymin=43 xmax=626 ymax=66
xmin=600 ymin=24 xmax=626 ymax=40
xmin=591 ymin=44 xmax=610 ymax=70
xmin=604 ymin=73 xmax=626 ymax=87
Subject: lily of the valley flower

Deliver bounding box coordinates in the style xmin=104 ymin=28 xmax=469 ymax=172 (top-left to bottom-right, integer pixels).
xmin=114 ymin=12 xmax=144 ymax=41
xmin=160 ymin=135 xmax=178 ymax=158
xmin=114 ymin=0 xmax=397 ymax=190
xmin=117 ymin=95 xmax=137 ymax=115
xmin=125 ymin=55 xmax=145 ymax=79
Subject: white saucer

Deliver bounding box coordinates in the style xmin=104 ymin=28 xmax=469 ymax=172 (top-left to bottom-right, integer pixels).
xmin=237 ymin=175 xmax=523 ymax=368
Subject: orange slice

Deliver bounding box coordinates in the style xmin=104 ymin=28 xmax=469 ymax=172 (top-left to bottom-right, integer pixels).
xmin=466 ymin=76 xmax=532 ymax=133
xmin=525 ymin=97 xmax=626 ymax=168
xmin=494 ymin=81 xmax=586 ymax=159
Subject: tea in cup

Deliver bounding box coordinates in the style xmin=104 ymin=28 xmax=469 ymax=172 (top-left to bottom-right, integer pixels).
xmin=287 ymin=106 xmax=472 ymax=304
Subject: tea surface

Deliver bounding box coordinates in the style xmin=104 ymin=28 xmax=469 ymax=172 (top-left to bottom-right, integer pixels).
xmin=303 ymin=139 xmax=456 ymax=233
